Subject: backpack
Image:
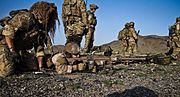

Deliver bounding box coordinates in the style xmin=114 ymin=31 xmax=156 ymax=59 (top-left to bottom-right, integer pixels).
xmin=8 ymin=10 xmax=39 ymax=50
xmin=62 ymin=0 xmax=82 ymax=17
xmin=8 ymin=10 xmax=36 ymax=32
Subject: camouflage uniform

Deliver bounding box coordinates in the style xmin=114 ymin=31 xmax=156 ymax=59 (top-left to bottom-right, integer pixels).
xmin=2 ymin=11 xmax=45 ymax=57
xmin=62 ymin=0 xmax=88 ymax=46
xmin=84 ymin=4 xmax=99 ymax=53
xmin=118 ymin=23 xmax=129 ymax=54
xmin=52 ymin=42 xmax=97 ymax=74
xmin=0 ymin=1 xmax=59 ymax=76
xmin=0 ymin=28 xmax=14 ymax=77
xmin=52 ymin=42 xmax=87 ymax=74
xmin=127 ymin=22 xmax=138 ymax=55
xmin=168 ymin=17 xmax=180 ymax=57
xmin=175 ymin=17 xmax=180 ymax=31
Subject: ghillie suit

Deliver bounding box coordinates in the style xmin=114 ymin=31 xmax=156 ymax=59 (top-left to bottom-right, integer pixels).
xmin=62 ymin=0 xmax=87 ymax=46
xmin=0 ymin=1 xmax=59 ymax=77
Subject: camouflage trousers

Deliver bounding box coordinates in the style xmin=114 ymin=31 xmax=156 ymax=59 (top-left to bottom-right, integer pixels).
xmin=84 ymin=27 xmax=95 ymax=52
xmin=167 ymin=40 xmax=180 ymax=57
xmin=127 ymin=41 xmax=137 ymax=55
xmin=65 ymin=22 xmax=85 ymax=46
xmin=121 ymin=39 xmax=128 ymax=55
xmin=0 ymin=45 xmax=14 ymax=77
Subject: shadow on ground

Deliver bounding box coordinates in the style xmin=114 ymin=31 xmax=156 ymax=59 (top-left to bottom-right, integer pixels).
xmin=106 ymin=86 xmax=158 ymax=97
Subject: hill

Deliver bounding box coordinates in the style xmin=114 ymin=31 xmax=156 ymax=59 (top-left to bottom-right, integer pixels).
xmin=100 ymin=35 xmax=169 ymax=54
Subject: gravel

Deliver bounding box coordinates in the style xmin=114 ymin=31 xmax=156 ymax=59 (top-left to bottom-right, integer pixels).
xmin=1 ymin=61 xmax=180 ymax=97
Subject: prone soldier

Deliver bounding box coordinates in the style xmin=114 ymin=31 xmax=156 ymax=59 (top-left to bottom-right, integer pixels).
xmin=52 ymin=42 xmax=97 ymax=74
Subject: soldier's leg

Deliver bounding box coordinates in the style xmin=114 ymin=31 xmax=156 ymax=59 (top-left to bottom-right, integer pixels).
xmin=34 ymin=45 xmax=45 ymax=70
xmin=0 ymin=45 xmax=14 ymax=77
xmin=132 ymin=42 xmax=137 ymax=54
xmin=84 ymin=29 xmax=93 ymax=52
xmin=89 ymin=31 xmax=95 ymax=50
xmin=127 ymin=42 xmax=133 ymax=55
xmin=122 ymin=40 xmax=128 ymax=53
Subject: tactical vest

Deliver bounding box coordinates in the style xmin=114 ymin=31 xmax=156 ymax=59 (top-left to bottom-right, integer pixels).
xmin=87 ymin=11 xmax=97 ymax=26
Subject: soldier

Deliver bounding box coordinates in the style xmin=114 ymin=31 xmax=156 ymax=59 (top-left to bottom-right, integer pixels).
xmin=175 ymin=17 xmax=180 ymax=32
xmin=0 ymin=1 xmax=59 ymax=77
xmin=118 ymin=23 xmax=130 ymax=55
xmin=84 ymin=4 xmax=99 ymax=53
xmin=167 ymin=17 xmax=180 ymax=58
xmin=62 ymin=0 xmax=88 ymax=46
xmin=52 ymin=42 xmax=96 ymax=74
xmin=127 ymin=22 xmax=138 ymax=55
xmin=0 ymin=17 xmax=14 ymax=77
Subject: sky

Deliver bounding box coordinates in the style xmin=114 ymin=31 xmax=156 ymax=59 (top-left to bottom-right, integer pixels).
xmin=0 ymin=0 xmax=180 ymax=46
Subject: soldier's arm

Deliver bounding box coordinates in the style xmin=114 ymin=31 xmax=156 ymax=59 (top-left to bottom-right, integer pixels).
xmin=130 ymin=28 xmax=138 ymax=40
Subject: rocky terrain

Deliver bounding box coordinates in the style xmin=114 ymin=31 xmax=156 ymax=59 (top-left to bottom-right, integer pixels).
xmin=1 ymin=61 xmax=180 ymax=97
xmin=1 ymin=35 xmax=180 ymax=97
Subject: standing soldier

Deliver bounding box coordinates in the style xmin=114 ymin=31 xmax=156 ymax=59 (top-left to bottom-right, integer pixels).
xmin=118 ymin=23 xmax=130 ymax=55
xmin=175 ymin=17 xmax=180 ymax=32
xmin=167 ymin=17 xmax=180 ymax=58
xmin=127 ymin=22 xmax=138 ymax=55
xmin=0 ymin=1 xmax=59 ymax=77
xmin=84 ymin=4 xmax=99 ymax=53
xmin=62 ymin=0 xmax=88 ymax=46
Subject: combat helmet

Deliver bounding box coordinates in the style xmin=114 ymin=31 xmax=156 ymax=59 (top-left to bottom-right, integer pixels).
xmin=0 ymin=16 xmax=10 ymax=27
xmin=64 ymin=42 xmax=80 ymax=55
xmin=129 ymin=22 xmax=135 ymax=26
xmin=176 ymin=17 xmax=180 ymax=22
xmin=90 ymin=4 xmax=99 ymax=9
xmin=125 ymin=23 xmax=130 ymax=28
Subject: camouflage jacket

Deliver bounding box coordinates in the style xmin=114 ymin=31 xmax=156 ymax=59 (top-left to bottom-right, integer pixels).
xmin=62 ymin=0 xmax=87 ymax=26
xmin=87 ymin=10 xmax=97 ymax=27
xmin=2 ymin=10 xmax=51 ymax=50
xmin=128 ymin=27 xmax=138 ymax=42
